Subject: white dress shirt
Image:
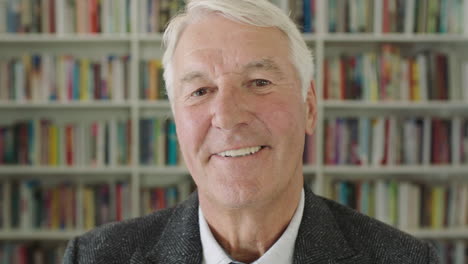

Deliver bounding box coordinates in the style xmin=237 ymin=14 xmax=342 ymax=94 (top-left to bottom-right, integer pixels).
xmin=199 ymin=189 xmax=305 ymax=264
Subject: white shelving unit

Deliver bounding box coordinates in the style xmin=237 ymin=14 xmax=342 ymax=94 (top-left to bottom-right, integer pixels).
xmin=0 ymin=0 xmax=467 ymax=243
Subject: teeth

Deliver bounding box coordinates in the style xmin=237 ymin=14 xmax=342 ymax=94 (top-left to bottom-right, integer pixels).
xmin=217 ymin=146 xmax=262 ymax=157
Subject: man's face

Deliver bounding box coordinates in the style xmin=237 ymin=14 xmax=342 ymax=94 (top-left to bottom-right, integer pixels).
xmin=172 ymin=14 xmax=316 ymax=208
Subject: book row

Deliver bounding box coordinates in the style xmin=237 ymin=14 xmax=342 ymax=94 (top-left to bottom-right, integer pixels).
xmin=380 ymin=0 xmax=466 ymax=34
xmin=139 ymin=59 xmax=167 ymax=100
xmin=139 ymin=118 xmax=182 ymax=166
xmin=139 ymin=0 xmax=185 ymax=33
xmin=323 ymin=45 xmax=457 ymax=102
xmin=0 ymin=180 xmax=131 ymax=231
xmin=327 ymin=0 xmax=466 ymax=34
xmin=0 ymin=119 xmax=132 ymax=166
xmin=328 ymin=0 xmax=374 ymax=33
xmin=331 ymin=180 xmax=468 ymax=230
xmin=412 ymin=0 xmax=465 ymax=34
xmin=0 ymin=179 xmax=192 ymax=231
xmin=0 ymin=243 xmax=66 ymax=264
xmin=288 ymin=0 xmax=317 ymax=33
xmin=324 ymin=116 xmax=468 ymax=166
xmin=0 ymin=54 xmax=130 ymax=102
xmin=0 ymin=0 xmax=131 ymax=34
xmin=430 ymin=240 xmax=467 ymax=264
xmin=140 ymin=181 xmax=193 ymax=216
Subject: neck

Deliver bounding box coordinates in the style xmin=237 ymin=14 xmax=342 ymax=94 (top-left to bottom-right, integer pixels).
xmin=200 ymin=180 xmax=303 ymax=263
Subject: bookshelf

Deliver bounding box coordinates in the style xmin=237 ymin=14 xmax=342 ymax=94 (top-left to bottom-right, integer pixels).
xmin=0 ymin=0 xmax=467 ymax=262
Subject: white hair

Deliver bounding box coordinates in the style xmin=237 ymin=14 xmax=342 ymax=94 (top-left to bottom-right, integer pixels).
xmin=162 ymin=0 xmax=314 ymax=102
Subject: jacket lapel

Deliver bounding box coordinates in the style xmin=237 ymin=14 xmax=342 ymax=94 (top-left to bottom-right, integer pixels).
xmin=293 ymin=187 xmax=370 ymax=264
xmin=144 ymin=192 xmax=203 ymax=264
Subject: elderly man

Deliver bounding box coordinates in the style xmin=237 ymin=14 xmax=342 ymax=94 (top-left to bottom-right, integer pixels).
xmin=64 ymin=0 xmax=438 ymax=263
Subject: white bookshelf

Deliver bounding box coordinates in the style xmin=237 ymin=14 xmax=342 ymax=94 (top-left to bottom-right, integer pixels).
xmin=0 ymin=0 xmax=467 ymax=245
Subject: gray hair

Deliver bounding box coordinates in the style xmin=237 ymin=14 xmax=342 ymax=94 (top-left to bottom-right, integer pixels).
xmin=162 ymin=0 xmax=314 ymax=102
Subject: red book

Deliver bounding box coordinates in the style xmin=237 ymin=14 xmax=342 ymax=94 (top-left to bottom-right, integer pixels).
xmin=436 ymin=54 xmax=448 ymax=100
xmin=49 ymin=0 xmax=56 ymax=33
xmin=382 ymin=0 xmax=390 ymax=33
xmin=325 ymin=121 xmax=334 ymax=164
xmin=431 ymin=119 xmax=441 ymax=164
xmin=116 ymin=183 xmax=123 ymax=221
xmin=90 ymin=0 xmax=98 ymax=33
xmin=156 ymin=188 xmax=166 ymax=210
xmin=381 ymin=118 xmax=390 ymax=165
xmin=66 ymin=125 xmax=74 ymax=166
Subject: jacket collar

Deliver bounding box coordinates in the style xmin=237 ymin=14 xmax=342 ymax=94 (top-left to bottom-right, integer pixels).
xmin=293 ymin=187 xmax=369 ymax=263
xmin=143 ymin=186 xmax=368 ymax=264
xmin=144 ymin=192 xmax=203 ymax=264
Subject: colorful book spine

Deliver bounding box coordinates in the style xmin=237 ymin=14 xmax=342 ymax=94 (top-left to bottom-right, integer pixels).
xmin=332 ymin=180 xmax=468 ymax=231
xmin=323 ymin=46 xmax=451 ymax=102
xmin=140 ymin=181 xmax=193 ymax=215
xmin=139 ymin=117 xmax=183 ymax=166
xmin=324 ymin=116 xmax=466 ymax=166
xmin=0 ymin=54 xmax=130 ymax=102
xmin=0 ymin=118 xmax=131 ymax=166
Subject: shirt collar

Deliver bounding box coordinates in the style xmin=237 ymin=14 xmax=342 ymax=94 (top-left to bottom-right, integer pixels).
xmin=199 ymin=189 xmax=305 ymax=264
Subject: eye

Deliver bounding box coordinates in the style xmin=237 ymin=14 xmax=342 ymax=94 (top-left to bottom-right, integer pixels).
xmin=191 ymin=88 xmax=208 ymax=97
xmin=252 ymin=79 xmax=272 ymax=87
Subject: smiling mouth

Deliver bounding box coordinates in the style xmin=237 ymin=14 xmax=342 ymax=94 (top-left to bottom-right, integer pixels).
xmin=216 ymin=146 xmax=267 ymax=158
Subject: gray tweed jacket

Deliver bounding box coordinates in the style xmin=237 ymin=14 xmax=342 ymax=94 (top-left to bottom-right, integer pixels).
xmin=63 ymin=186 xmax=439 ymax=263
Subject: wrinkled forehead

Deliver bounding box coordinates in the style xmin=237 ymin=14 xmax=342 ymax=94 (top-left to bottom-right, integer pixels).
xmin=172 ymin=14 xmax=291 ymax=77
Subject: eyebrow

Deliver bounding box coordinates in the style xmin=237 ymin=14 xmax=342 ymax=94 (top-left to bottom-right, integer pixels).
xmin=179 ymin=58 xmax=285 ymax=84
xmin=243 ymin=58 xmax=284 ymax=77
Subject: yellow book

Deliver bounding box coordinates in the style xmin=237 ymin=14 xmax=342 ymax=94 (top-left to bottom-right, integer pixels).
xmin=411 ymin=59 xmax=421 ymax=101
xmin=368 ymin=53 xmax=379 ymax=102
xmin=80 ymin=59 xmax=90 ymax=100
xmin=84 ymin=187 xmax=96 ymax=230
xmin=49 ymin=124 xmax=58 ymax=166
xmin=149 ymin=60 xmax=158 ymax=100
xmin=431 ymin=187 xmax=444 ymax=229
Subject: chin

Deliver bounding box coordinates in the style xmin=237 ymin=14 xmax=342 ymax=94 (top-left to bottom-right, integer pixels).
xmin=212 ymin=181 xmax=267 ymax=208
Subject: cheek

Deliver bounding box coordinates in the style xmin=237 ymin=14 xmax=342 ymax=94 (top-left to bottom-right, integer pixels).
xmin=175 ymin=108 xmax=210 ymax=158
xmin=260 ymin=100 xmax=306 ymax=139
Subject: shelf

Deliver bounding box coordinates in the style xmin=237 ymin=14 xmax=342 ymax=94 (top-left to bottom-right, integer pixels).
xmin=0 ymin=101 xmax=132 ymax=110
xmin=0 ymin=34 xmax=132 ymax=43
xmin=138 ymin=100 xmax=172 ymax=110
xmin=0 ymin=230 xmax=84 ymax=240
xmin=323 ymin=100 xmax=468 ymax=110
xmin=407 ymin=228 xmax=468 ymax=239
xmin=139 ymin=166 xmax=189 ymax=175
xmin=324 ymin=165 xmax=468 ymax=178
xmin=138 ymin=34 xmax=164 ymax=42
xmin=303 ymin=165 xmax=317 ymax=174
xmin=0 ymin=166 xmax=133 ymax=175
xmin=323 ymin=33 xmax=468 ymax=43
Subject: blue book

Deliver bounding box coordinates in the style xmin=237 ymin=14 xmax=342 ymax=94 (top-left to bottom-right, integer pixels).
xmin=359 ymin=117 xmax=370 ymax=165
xmin=303 ymin=0 xmax=311 ymax=32
xmin=439 ymin=0 xmax=448 ymax=33
xmin=360 ymin=182 xmax=370 ymax=215
xmin=73 ymin=61 xmax=80 ymax=100
xmin=166 ymin=119 xmax=178 ymax=166
xmin=328 ymin=0 xmax=337 ymax=32
xmin=6 ymin=0 xmax=17 ymax=33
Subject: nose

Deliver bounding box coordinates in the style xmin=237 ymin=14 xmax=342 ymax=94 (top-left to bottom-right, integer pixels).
xmin=211 ymin=84 xmax=253 ymax=131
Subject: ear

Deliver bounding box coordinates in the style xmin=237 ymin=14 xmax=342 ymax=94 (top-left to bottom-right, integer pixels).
xmin=305 ymin=80 xmax=317 ymax=135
